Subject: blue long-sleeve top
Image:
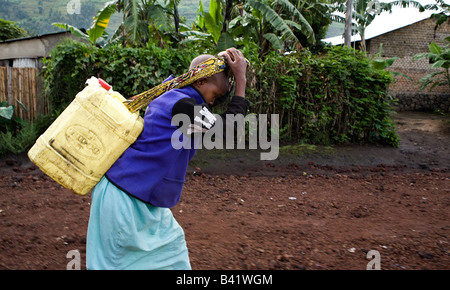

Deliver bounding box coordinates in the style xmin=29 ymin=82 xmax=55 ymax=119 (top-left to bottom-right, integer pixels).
xmin=105 ymin=81 xmax=249 ymax=208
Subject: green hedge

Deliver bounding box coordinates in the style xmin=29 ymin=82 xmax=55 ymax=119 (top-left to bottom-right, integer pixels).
xmin=247 ymin=46 xmax=399 ymax=146
xmin=41 ymin=40 xmax=197 ymax=113
xmin=39 ymin=41 xmax=398 ymax=149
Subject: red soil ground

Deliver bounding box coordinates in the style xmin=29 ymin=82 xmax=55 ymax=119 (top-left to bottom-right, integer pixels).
xmin=0 ymin=112 xmax=448 ymax=270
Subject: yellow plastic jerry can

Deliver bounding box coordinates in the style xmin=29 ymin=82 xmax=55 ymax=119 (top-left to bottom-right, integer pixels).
xmin=28 ymin=77 xmax=144 ymax=195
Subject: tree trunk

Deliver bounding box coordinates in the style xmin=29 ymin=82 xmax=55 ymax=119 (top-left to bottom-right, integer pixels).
xmin=173 ymin=1 xmax=180 ymax=34
xmin=344 ymin=0 xmax=353 ymax=47
xmin=222 ymin=0 xmax=233 ymax=33
xmin=359 ymin=27 xmax=366 ymax=52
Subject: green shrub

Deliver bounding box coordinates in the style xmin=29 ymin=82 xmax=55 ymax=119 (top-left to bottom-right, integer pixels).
xmin=38 ymin=41 xmax=398 ymax=155
xmin=0 ymin=120 xmax=39 ymax=156
xmin=0 ymin=101 xmax=39 ymax=156
xmin=41 ymin=39 xmax=197 ymax=113
xmin=247 ymin=46 xmax=399 ymax=147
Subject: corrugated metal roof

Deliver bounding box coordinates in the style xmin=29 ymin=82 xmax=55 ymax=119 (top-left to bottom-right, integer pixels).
xmin=0 ymin=30 xmax=72 ymax=44
xmin=323 ymin=7 xmax=438 ymax=45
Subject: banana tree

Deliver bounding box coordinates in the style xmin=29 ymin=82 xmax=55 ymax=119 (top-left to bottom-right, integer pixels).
xmin=165 ymin=0 xmax=181 ymax=34
xmin=53 ymin=0 xmax=118 ymax=46
xmin=290 ymin=0 xmax=335 ymax=51
xmin=181 ymin=0 xmax=236 ymax=52
xmin=114 ymin=0 xmax=181 ymax=47
xmin=423 ymin=0 xmax=450 ymax=34
xmin=56 ymin=0 xmax=179 ymax=48
xmin=204 ymin=0 xmax=225 ymax=44
xmin=413 ymin=39 xmax=450 ymax=91
xmin=246 ymin=0 xmax=315 ymax=55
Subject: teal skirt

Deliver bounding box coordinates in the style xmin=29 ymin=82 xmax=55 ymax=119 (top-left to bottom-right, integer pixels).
xmin=86 ymin=176 xmax=191 ymax=270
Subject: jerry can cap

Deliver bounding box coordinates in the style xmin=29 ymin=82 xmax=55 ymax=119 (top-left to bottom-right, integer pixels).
xmin=98 ymin=78 xmax=112 ymax=91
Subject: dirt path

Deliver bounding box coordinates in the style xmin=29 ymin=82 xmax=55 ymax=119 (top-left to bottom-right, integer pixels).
xmin=0 ymin=112 xmax=448 ymax=270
